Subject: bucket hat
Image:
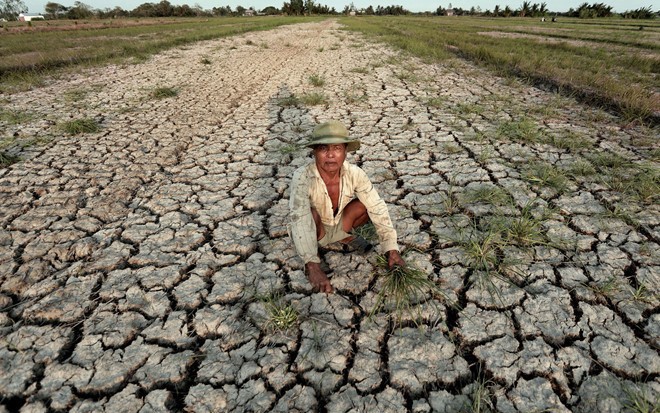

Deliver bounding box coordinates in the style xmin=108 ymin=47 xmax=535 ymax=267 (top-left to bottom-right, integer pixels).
xmin=305 ymin=121 xmax=360 ymax=152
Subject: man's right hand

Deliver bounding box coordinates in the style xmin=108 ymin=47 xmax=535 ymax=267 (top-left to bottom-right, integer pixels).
xmin=305 ymin=262 xmax=334 ymax=294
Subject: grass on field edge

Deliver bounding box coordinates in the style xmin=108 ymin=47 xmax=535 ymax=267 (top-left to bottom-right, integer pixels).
xmin=338 ymin=16 xmax=660 ymax=126
xmin=0 ymin=16 xmax=316 ymax=93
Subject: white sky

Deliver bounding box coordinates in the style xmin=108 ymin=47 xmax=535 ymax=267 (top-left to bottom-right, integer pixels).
xmin=25 ymin=0 xmax=654 ymax=15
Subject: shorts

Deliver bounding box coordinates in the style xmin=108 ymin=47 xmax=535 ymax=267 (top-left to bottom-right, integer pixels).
xmin=318 ymin=216 xmax=352 ymax=247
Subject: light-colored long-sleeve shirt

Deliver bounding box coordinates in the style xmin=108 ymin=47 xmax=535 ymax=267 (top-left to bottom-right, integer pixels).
xmin=288 ymin=160 xmax=399 ymax=264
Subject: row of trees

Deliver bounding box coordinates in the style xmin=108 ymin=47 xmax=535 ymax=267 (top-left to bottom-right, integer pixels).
xmin=0 ymin=0 xmax=657 ymax=21
xmin=436 ymin=1 xmax=656 ymax=18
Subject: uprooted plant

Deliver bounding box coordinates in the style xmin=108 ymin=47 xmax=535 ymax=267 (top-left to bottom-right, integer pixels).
xmin=370 ymin=251 xmax=447 ymax=327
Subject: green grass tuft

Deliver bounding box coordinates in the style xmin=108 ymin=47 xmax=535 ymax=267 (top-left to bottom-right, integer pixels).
xmin=0 ymin=109 xmax=33 ymax=124
xmin=567 ymin=159 xmax=597 ymax=177
xmin=59 ymin=118 xmax=100 ymax=135
xmin=300 ymin=92 xmax=328 ymax=106
xmin=278 ymin=95 xmax=301 ymax=107
xmin=150 ymin=87 xmax=178 ymax=99
xmin=308 ymin=73 xmax=325 ymax=87
xmin=622 ymin=383 xmax=659 ymax=413
xmin=497 ymin=118 xmax=542 ymax=143
xmin=350 ymin=66 xmax=369 ymax=74
xmin=0 ymin=151 xmax=21 ymax=167
xmin=261 ymin=293 xmax=298 ymax=332
xmin=523 ymin=161 xmax=569 ymax=193
xmin=464 ymin=185 xmax=512 ymax=206
xmin=371 ymin=253 xmax=443 ymax=326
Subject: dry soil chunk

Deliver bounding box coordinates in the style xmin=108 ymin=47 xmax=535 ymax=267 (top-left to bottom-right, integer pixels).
xmin=388 ymin=328 xmax=469 ymax=396
xmin=507 ymin=377 xmax=570 ymax=413
xmin=326 ymin=385 xmax=406 ymax=413
xmin=579 ymin=302 xmax=660 ymax=376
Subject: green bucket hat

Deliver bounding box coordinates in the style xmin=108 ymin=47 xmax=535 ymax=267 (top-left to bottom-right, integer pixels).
xmin=305 ymin=121 xmax=360 ymax=152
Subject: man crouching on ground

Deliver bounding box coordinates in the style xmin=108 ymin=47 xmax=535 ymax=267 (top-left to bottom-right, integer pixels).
xmin=288 ymin=120 xmax=406 ymax=293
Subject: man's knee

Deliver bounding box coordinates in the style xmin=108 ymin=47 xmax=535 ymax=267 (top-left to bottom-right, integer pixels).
xmin=343 ymin=200 xmax=369 ymax=232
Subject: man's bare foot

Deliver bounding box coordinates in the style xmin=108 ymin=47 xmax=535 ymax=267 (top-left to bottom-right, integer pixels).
xmin=305 ymin=262 xmax=334 ymax=293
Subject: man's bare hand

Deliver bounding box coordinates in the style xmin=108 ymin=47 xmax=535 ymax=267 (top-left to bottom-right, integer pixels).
xmin=386 ymin=250 xmax=405 ymax=269
xmin=305 ymin=262 xmax=334 ymax=293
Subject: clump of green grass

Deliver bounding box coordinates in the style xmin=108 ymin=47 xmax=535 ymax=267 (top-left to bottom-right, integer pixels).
xmin=476 ymin=147 xmax=494 ymax=163
xmin=278 ymin=95 xmax=301 ymax=107
xmin=523 ymin=161 xmax=569 ymax=193
xmin=278 ymin=143 xmax=302 ymax=155
xmin=622 ymin=383 xmax=659 ymax=413
xmin=549 ymin=131 xmax=592 ymax=152
xmin=0 ymin=151 xmax=21 ymax=167
xmin=443 ymin=185 xmax=462 ymax=215
xmin=260 ymin=42 xmax=269 ymax=49
xmin=497 ymin=118 xmax=541 ymax=143
xmin=59 ymin=118 xmax=100 ymax=135
xmin=425 ymin=97 xmax=446 ymax=108
xmin=200 ymin=57 xmax=212 ymax=65
xmin=604 ymin=164 xmax=659 ymax=204
xmin=504 ymin=203 xmax=548 ymax=247
xmin=151 ymin=87 xmax=178 ymax=99
xmin=585 ymin=276 xmax=622 ymax=298
xmin=588 ymin=151 xmax=631 ymax=169
xmin=461 ymin=229 xmax=501 ymax=272
xmin=317 ymin=46 xmax=324 ymax=52
xmin=300 ymin=92 xmax=328 ymax=106
xmin=567 ymin=159 xmax=597 ymax=177
xmin=395 ymin=71 xmax=419 ymax=82
xmin=371 ymin=253 xmax=443 ymax=326
xmin=261 ymin=294 xmax=298 ymax=332
xmin=628 ymin=283 xmax=654 ymax=304
xmin=467 ymin=371 xmax=495 ymax=413
xmin=455 ymin=102 xmax=484 ymax=116
xmin=464 ymin=185 xmax=512 ymax=206
xmin=308 ymin=74 xmax=325 ymax=87
xmin=350 ymin=66 xmax=369 ymax=74
xmin=64 ymin=88 xmax=88 ymax=102
xmin=344 ymin=90 xmax=368 ymax=104
xmin=0 ymin=109 xmax=32 ymax=124
xmin=442 ymin=143 xmax=462 ymax=154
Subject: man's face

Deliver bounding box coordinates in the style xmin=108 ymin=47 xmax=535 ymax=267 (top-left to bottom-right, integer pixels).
xmin=313 ymin=143 xmax=347 ymax=175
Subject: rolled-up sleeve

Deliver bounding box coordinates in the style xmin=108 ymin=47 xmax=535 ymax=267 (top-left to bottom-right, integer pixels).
xmin=352 ymin=167 xmax=399 ymax=253
xmin=288 ymin=167 xmax=321 ymax=264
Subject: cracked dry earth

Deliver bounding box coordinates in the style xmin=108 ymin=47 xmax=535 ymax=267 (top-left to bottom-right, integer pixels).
xmin=0 ymin=20 xmax=658 ymax=413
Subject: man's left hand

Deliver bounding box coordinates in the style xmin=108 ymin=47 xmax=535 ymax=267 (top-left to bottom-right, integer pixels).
xmin=386 ymin=250 xmax=405 ymax=269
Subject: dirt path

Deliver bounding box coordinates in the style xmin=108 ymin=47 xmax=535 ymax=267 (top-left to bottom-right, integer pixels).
xmin=0 ymin=20 xmax=658 ymax=412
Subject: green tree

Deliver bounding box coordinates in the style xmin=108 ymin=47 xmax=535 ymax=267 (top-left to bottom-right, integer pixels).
xmin=155 ymin=0 xmax=173 ymax=16
xmin=304 ymin=0 xmax=314 ymax=14
xmin=45 ymin=1 xmax=67 ymax=18
xmin=66 ymin=1 xmax=94 ymax=19
xmin=0 ymin=0 xmax=27 ymax=20
xmin=493 ymin=4 xmax=500 ymax=16
xmin=282 ymin=0 xmax=303 ymax=15
xmin=212 ymin=5 xmax=232 ymax=15
xmin=519 ymin=0 xmax=531 ymax=16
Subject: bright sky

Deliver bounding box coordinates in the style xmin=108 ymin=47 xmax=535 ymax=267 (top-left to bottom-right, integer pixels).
xmin=25 ymin=0 xmax=651 ymax=15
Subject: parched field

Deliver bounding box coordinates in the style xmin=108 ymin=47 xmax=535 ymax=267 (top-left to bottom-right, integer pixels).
xmin=0 ymin=19 xmax=658 ymax=412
